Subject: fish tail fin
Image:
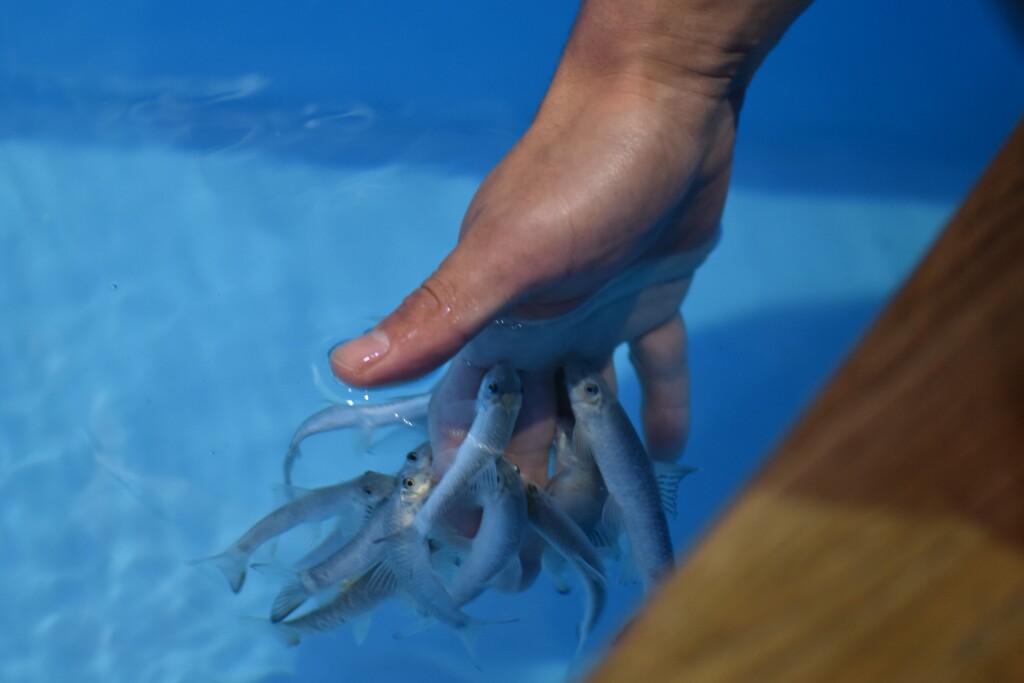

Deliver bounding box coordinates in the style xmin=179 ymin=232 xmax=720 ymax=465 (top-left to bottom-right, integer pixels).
xmin=350 ymin=614 xmax=374 ymax=645
xmin=575 ymin=572 xmax=606 ymax=659
xmin=240 ymin=615 xmax=302 ymax=648
xmin=188 ymin=547 xmax=249 ymax=593
xmin=456 ymin=614 xmax=517 ymax=669
xmin=353 ymin=425 xmax=376 ymax=455
xmin=456 ymin=621 xmax=484 ymax=670
xmin=274 ymin=622 xmax=304 ymax=648
xmin=541 ymin=549 xmax=572 ymax=595
xmin=393 ymin=615 xmax=436 ymax=640
xmin=575 ymin=622 xmax=586 ymax=658
xmin=283 ymin=443 xmax=302 ymax=486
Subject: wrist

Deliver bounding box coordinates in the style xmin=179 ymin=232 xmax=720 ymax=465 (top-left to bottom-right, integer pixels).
xmin=555 ymin=0 xmax=811 ymax=104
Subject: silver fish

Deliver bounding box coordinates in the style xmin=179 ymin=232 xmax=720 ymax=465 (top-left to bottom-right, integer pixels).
xmin=448 ymin=457 xmax=527 ymax=605
xmin=368 ymin=495 xmax=497 ymax=665
xmin=547 ymin=417 xmax=617 ymax=554
xmin=259 ymin=442 xmax=433 ymax=622
xmin=411 ymin=363 xmax=522 ymax=537
xmin=193 ymin=470 xmax=394 ymax=593
xmin=564 ymin=363 xmax=673 ymax=591
xmin=270 ymin=565 xmax=391 ymax=646
xmin=284 ymin=392 xmax=431 ymax=484
xmin=524 ymin=476 xmax=606 ymax=650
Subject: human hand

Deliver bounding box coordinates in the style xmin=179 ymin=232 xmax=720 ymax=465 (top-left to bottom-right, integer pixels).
xmin=329 ymin=0 xmax=808 ymax=484
xmin=332 ymin=86 xmax=730 ymax=481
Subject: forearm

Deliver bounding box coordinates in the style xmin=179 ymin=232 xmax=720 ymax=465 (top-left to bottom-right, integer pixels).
xmin=554 ymin=0 xmax=812 ymax=100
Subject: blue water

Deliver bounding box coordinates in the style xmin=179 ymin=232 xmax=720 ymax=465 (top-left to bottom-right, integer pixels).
xmin=2 ymin=1 xmax=1022 ymax=682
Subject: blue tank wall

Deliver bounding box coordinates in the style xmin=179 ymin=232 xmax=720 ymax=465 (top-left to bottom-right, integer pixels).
xmin=1 ymin=0 xmax=1021 ymax=197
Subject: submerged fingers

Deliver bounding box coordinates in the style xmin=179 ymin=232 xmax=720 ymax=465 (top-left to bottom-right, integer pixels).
xmin=428 ymin=358 xmax=485 ymax=475
xmin=628 ymin=312 xmax=691 ymax=462
xmin=505 ymin=370 xmax=557 ymax=485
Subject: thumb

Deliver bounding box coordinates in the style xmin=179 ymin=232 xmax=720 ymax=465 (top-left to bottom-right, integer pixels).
xmin=329 ymin=238 xmax=528 ymax=387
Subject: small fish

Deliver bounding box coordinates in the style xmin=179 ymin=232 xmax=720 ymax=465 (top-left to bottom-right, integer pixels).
xmin=258 ymin=442 xmax=433 ymax=622
xmin=524 ymin=476 xmax=606 ymax=651
xmin=284 ymin=392 xmax=431 ymax=484
xmin=564 ymin=363 xmax=673 ymax=591
xmin=369 ymin=488 xmax=504 ymax=667
xmin=448 ymin=457 xmax=527 ymax=606
xmin=269 ymin=565 xmax=392 ymax=646
xmin=192 ymin=470 xmax=394 ymax=592
xmin=411 ymin=364 xmax=522 ymax=537
xmin=547 ymin=418 xmax=619 ymax=556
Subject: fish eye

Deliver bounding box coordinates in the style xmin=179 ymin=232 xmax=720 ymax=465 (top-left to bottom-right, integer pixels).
xmin=403 ymin=478 xmax=415 ymax=488
xmin=362 ymin=485 xmax=373 ymax=495
xmin=584 ymin=382 xmax=599 ymax=396
xmin=407 ymin=451 xmax=418 ymax=461
xmin=487 ymin=382 xmax=498 ymax=393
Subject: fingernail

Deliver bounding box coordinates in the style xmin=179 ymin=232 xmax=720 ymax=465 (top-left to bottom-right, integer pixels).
xmin=330 ymin=329 xmax=391 ymax=377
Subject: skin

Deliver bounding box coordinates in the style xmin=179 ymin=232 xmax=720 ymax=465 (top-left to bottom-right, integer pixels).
xmin=329 ymin=0 xmax=812 ymax=485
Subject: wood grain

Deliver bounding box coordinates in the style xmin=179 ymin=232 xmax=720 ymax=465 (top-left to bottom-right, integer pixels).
xmin=588 ymin=118 xmax=1024 ymax=682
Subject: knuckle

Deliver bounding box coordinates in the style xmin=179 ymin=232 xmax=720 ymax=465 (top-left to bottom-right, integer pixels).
xmin=405 ymin=273 xmax=479 ymax=342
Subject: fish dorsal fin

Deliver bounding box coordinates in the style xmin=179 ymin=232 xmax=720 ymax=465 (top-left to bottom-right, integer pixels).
xmin=652 ymin=462 xmax=697 ymax=519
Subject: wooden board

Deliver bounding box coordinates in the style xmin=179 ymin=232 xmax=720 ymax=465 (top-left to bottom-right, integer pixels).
xmin=588 ymin=117 xmax=1024 ymax=682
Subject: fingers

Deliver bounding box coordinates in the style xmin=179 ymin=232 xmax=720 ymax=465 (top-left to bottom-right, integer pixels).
xmin=505 ymin=370 xmax=557 ymax=486
xmin=427 ymin=360 xmax=556 ymax=488
xmin=628 ymin=313 xmax=691 ymax=462
xmin=599 ymin=354 xmax=618 ymax=395
xmin=427 ymin=358 xmax=484 ymax=476
xmin=329 ymin=240 xmax=529 ymax=387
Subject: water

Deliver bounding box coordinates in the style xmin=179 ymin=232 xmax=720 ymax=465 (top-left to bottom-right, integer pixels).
xmin=2 ymin=1 xmax=1022 ymax=682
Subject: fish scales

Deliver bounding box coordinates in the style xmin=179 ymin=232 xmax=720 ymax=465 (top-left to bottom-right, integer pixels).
xmin=565 ymin=364 xmax=674 ymax=591
xmin=449 ymin=458 xmax=527 ymax=605
xmin=412 ymin=363 xmax=522 ymax=537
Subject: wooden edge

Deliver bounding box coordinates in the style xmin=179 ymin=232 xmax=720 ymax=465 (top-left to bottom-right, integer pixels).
xmin=588 ymin=117 xmax=1024 ymax=682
